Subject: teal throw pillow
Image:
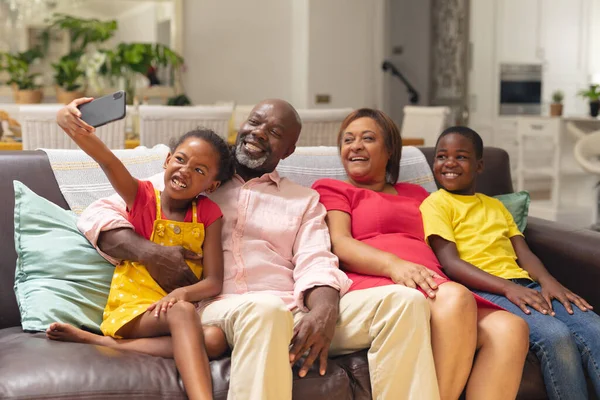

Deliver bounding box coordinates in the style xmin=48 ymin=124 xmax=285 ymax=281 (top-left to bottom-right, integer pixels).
xmin=13 ymin=181 xmax=113 ymax=333
xmin=494 ymin=191 xmax=531 ymax=232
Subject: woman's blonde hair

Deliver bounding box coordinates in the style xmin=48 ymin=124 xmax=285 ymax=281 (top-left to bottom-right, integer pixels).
xmin=337 ymin=108 xmax=403 ymax=184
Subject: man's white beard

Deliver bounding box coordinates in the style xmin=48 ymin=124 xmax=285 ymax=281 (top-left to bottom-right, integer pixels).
xmin=235 ymin=141 xmax=269 ymax=169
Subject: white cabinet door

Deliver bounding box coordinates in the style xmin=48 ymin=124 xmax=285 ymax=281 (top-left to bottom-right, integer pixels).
xmin=539 ymin=0 xmax=587 ymax=76
xmin=468 ymin=0 xmax=497 ymax=124
xmin=493 ymin=118 xmax=519 ymax=172
xmin=539 ymin=0 xmax=590 ymax=115
xmin=497 ymin=0 xmax=541 ymax=64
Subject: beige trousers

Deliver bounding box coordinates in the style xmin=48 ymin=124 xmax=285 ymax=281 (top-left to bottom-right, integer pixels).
xmin=201 ymin=285 xmax=439 ymax=400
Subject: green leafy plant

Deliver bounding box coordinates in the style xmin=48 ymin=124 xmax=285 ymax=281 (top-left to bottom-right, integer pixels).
xmin=52 ymin=52 xmax=85 ymax=91
xmin=44 ymin=14 xmax=117 ymax=53
xmin=579 ymin=84 xmax=600 ymax=102
xmin=167 ymin=94 xmax=192 ymax=106
xmin=552 ymin=90 xmax=564 ymax=104
xmin=0 ymin=48 xmax=44 ymax=90
xmin=99 ymin=43 xmax=184 ymax=102
xmin=100 ymin=43 xmax=183 ymax=77
xmin=43 ymin=14 xmax=117 ymax=92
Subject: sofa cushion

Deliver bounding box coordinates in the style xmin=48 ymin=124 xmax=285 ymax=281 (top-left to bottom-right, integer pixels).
xmin=13 ymin=181 xmax=113 ymax=333
xmin=0 ymin=327 xmax=185 ymax=400
xmin=276 ymin=146 xmax=437 ymax=192
xmin=494 ymin=190 xmax=531 ymax=232
xmin=42 ymin=145 xmax=169 ymax=215
xmin=0 ymin=327 xmax=354 ymax=400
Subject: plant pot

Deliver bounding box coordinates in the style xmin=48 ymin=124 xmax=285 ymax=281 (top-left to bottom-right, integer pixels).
xmin=550 ymin=103 xmax=563 ymax=117
xmin=56 ymin=87 xmax=85 ymax=104
xmin=10 ymin=84 xmax=18 ymax=103
xmin=590 ymin=101 xmax=600 ymax=118
xmin=15 ymin=89 xmax=43 ymax=104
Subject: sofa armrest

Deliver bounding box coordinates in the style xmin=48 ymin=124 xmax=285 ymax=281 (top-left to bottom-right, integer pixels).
xmin=524 ymin=217 xmax=600 ymax=309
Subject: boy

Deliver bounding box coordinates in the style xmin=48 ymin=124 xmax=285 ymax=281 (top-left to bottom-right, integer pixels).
xmin=420 ymin=126 xmax=600 ymax=400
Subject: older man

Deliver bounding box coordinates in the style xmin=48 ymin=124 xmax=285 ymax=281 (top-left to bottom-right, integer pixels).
xmin=54 ymin=98 xmax=439 ymax=400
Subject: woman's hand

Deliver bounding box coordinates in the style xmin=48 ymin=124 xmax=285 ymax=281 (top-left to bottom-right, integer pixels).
xmin=147 ymin=288 xmax=189 ymax=317
xmin=56 ymin=97 xmax=95 ymax=139
xmin=389 ymin=260 xmax=442 ymax=298
xmin=539 ymin=277 xmax=593 ymax=315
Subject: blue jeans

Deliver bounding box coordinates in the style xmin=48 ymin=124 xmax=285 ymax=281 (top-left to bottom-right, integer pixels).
xmin=474 ymin=280 xmax=600 ymax=400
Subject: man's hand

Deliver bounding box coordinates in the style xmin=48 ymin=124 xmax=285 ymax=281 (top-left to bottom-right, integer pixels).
xmin=504 ymin=282 xmax=553 ymax=316
xmin=98 ymin=229 xmax=201 ymax=293
xmin=147 ymin=288 xmax=188 ymax=317
xmin=142 ymin=245 xmax=202 ymax=293
xmin=289 ymin=304 xmax=337 ymax=378
xmin=539 ymin=277 xmax=593 ymax=315
xmin=56 ymin=97 xmax=95 ymax=138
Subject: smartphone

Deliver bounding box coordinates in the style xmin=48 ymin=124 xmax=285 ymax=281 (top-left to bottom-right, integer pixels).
xmin=78 ymin=91 xmax=126 ymax=128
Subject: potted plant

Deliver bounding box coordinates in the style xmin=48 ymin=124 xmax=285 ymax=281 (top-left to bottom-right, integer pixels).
xmin=550 ymin=90 xmax=564 ymax=117
xmin=44 ymin=14 xmax=117 ymax=102
xmin=52 ymin=52 xmax=86 ymax=104
xmin=579 ymin=84 xmax=600 ymax=118
xmin=99 ymin=43 xmax=184 ymax=104
xmin=0 ymin=48 xmax=45 ymax=104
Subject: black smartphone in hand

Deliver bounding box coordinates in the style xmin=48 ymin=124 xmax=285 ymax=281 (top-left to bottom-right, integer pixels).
xmin=77 ymin=91 xmax=127 ymax=128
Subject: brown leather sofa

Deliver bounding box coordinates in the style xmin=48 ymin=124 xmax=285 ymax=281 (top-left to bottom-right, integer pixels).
xmin=0 ymin=148 xmax=598 ymax=399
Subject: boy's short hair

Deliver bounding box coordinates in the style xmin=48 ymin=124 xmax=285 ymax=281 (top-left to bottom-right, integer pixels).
xmin=436 ymin=126 xmax=483 ymax=160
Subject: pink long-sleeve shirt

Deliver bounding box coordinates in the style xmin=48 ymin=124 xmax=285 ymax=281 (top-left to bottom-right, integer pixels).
xmin=78 ymin=171 xmax=352 ymax=311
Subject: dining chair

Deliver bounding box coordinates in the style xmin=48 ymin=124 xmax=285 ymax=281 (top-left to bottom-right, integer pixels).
xmin=295 ymin=108 xmax=354 ymax=147
xmin=138 ymin=105 xmax=233 ymax=147
xmin=400 ymin=106 xmax=451 ymax=147
xmin=20 ymin=105 xmax=126 ymax=150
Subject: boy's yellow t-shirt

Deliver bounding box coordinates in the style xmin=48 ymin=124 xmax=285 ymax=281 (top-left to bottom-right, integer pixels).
xmin=420 ymin=189 xmax=531 ymax=280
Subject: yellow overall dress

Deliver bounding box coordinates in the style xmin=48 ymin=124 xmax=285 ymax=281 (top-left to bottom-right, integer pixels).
xmin=101 ymin=190 xmax=205 ymax=338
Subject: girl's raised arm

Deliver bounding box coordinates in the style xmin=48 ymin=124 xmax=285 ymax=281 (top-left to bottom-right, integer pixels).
xmin=65 ymin=127 xmax=137 ymax=210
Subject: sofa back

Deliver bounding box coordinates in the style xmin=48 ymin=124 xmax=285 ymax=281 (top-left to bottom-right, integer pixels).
xmin=420 ymin=147 xmax=514 ymax=196
xmin=0 ymin=147 xmax=513 ymax=329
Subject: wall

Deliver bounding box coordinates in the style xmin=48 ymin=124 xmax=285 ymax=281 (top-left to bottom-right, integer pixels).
xmin=306 ymin=0 xmax=377 ymax=109
xmin=290 ymin=0 xmax=310 ymax=108
xmin=180 ymin=0 xmax=380 ymax=109
xmin=467 ymin=0 xmax=496 ymax=145
xmin=386 ymin=0 xmax=432 ymax=125
xmin=588 ymin=0 xmax=600 ymax=82
xmin=113 ymin=3 xmax=158 ymax=44
xmin=181 ymin=0 xmax=293 ymax=106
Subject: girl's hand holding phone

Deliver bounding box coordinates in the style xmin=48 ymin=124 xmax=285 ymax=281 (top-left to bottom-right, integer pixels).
xmin=57 ymin=97 xmax=95 ymax=139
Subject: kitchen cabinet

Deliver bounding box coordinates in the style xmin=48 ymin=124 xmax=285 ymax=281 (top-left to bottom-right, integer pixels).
xmin=496 ymin=0 xmax=541 ymax=64
xmin=469 ymin=0 xmax=592 ymax=177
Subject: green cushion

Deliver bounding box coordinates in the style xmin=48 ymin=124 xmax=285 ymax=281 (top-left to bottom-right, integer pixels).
xmin=13 ymin=181 xmax=113 ymax=333
xmin=494 ymin=191 xmax=531 ymax=232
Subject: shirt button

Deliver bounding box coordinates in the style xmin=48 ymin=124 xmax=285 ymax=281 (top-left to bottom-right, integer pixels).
xmin=173 ymin=226 xmax=181 ymax=234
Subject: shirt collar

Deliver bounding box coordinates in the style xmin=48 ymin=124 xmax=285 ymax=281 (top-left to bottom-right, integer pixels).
xmin=233 ymin=170 xmax=282 ymax=189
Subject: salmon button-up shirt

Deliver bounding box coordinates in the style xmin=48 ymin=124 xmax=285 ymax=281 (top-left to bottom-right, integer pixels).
xmin=78 ymin=171 xmax=352 ymax=311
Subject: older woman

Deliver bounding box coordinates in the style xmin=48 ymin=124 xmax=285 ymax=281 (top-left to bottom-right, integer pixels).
xmin=312 ymin=109 xmax=529 ymax=400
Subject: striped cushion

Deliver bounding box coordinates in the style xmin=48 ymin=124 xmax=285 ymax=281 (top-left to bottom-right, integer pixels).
xmin=42 ymin=145 xmax=169 ymax=215
xmin=43 ymin=145 xmax=436 ymax=216
xmin=276 ymin=146 xmax=436 ymax=192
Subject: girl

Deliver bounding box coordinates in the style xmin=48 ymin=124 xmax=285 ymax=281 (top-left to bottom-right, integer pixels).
xmin=48 ymin=122 xmax=234 ymax=400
